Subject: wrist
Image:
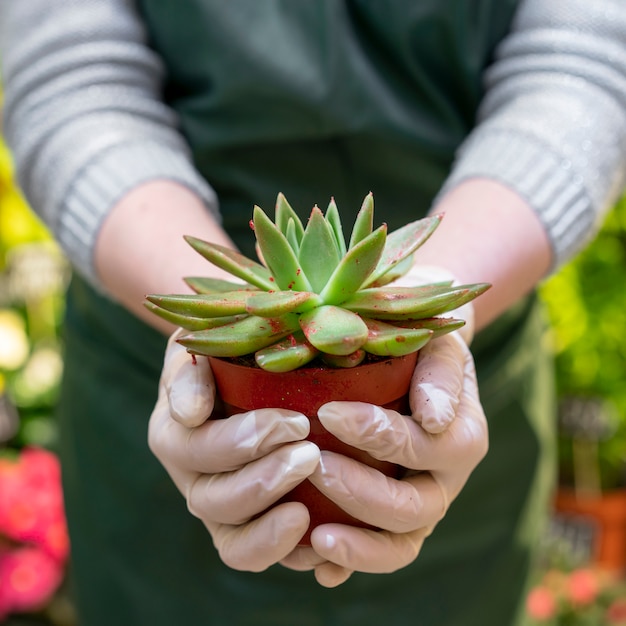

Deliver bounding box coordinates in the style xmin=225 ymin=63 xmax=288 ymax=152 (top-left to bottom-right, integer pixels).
xmin=414 ymin=178 xmax=551 ymax=330
xmin=95 ymin=181 xmax=234 ymax=333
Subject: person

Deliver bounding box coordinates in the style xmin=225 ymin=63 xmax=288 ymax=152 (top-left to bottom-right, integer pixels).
xmin=1 ymin=1 xmax=625 ymax=624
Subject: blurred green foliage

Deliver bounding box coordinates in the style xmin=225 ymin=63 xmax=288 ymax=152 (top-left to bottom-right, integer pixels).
xmin=0 ymin=117 xmax=68 ymax=453
xmin=540 ymin=196 xmax=626 ymax=489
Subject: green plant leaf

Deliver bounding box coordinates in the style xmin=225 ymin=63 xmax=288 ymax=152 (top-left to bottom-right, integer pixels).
xmin=362 ymin=319 xmax=433 ymax=356
xmin=253 ymin=205 xmax=312 ymax=291
xmin=285 ymin=219 xmax=300 ymax=255
xmin=320 ymin=350 xmax=366 ymax=368
xmin=320 ymin=224 xmax=387 ymax=305
xmin=184 ymin=276 xmax=258 ymax=294
xmin=394 ymin=317 xmax=466 ymax=338
xmin=299 ymin=305 xmax=369 ymax=355
xmin=364 ymin=254 xmax=414 ymax=288
xmin=298 ymin=206 xmax=341 ymax=292
xmin=246 ymin=291 xmax=323 ymax=316
xmin=349 ymin=192 xmax=374 ymax=249
xmin=254 ymin=332 xmax=319 ymax=372
xmin=184 ymin=236 xmax=274 ymax=290
xmin=325 ymin=197 xmax=347 ymax=257
xmin=142 ymin=300 xmax=246 ymax=331
xmin=145 ymin=291 xmax=252 ymax=317
xmin=362 ymin=214 xmax=442 ymax=288
xmin=177 ymin=313 xmax=300 ymax=357
xmin=275 ymin=193 xmax=305 ymax=242
xmin=343 ymin=283 xmax=491 ymax=319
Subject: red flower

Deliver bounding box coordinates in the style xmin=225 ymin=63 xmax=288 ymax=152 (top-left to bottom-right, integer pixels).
xmin=607 ymin=599 xmax=626 ymax=624
xmin=0 ymin=447 xmax=69 ymax=563
xmin=0 ymin=547 xmax=64 ymax=614
xmin=526 ymin=585 xmax=557 ymax=621
xmin=567 ymin=568 xmax=600 ymax=606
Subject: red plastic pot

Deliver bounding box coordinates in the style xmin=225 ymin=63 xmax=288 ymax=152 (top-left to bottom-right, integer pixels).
xmin=555 ymin=488 xmax=626 ymax=573
xmin=207 ymin=353 xmax=418 ymax=545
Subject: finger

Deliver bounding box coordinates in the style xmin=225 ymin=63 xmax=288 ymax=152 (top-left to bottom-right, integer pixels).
xmin=318 ymin=398 xmax=485 ymax=473
xmin=150 ymin=408 xmax=311 ymax=474
xmin=429 ymin=348 xmax=489 ymax=498
xmin=187 ymin=442 xmax=320 ymax=524
xmin=162 ymin=337 xmax=215 ymax=427
xmin=208 ymin=502 xmax=310 ymax=572
xmin=410 ymin=333 xmax=465 ymax=434
xmin=314 ymin=563 xmax=353 ymax=588
xmin=308 ymin=452 xmax=446 ymax=533
xmin=281 ymin=545 xmax=355 ymax=588
xmin=310 ymin=525 xmax=429 ymax=574
xmin=148 ymin=391 xmax=199 ymax=495
xmin=280 ymin=546 xmax=327 ymax=571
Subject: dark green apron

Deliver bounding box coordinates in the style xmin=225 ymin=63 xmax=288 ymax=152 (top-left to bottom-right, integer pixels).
xmin=58 ymin=2 xmax=556 ymax=624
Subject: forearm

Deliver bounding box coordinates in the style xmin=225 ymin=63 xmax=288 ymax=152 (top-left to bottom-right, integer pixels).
xmin=95 ymin=181 xmax=236 ymax=334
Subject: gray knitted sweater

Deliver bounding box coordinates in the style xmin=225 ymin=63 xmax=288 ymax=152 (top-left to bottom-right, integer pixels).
xmin=1 ymin=0 xmax=626 ymax=289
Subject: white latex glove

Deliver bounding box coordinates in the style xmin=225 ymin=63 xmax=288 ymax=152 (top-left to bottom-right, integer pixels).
xmin=148 ymin=332 xmax=321 ymax=571
xmin=280 ymin=267 xmax=489 ymax=587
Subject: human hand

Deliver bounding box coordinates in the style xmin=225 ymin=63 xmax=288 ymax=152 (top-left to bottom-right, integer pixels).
xmin=148 ymin=332 xmax=321 ymax=572
xmin=280 ymin=268 xmax=488 ymax=587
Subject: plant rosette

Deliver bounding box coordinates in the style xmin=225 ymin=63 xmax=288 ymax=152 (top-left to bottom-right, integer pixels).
xmin=146 ymin=193 xmax=489 ymax=545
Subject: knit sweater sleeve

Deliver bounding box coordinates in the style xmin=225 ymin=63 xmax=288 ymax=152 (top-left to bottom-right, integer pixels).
xmin=0 ymin=0 xmax=218 ymax=288
xmin=443 ymin=0 xmax=626 ymax=270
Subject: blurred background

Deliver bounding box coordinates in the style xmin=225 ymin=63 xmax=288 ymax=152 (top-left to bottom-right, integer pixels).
xmin=1 ymin=77 xmax=625 ymax=622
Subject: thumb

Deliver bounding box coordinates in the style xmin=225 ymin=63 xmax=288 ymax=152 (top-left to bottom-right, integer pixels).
xmin=410 ymin=333 xmax=467 ymax=434
xmin=162 ymin=330 xmax=216 ymax=427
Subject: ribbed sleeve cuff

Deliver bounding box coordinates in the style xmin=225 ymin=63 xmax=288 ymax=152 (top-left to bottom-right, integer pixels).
xmin=57 ymin=141 xmax=218 ymax=291
xmin=441 ymin=130 xmax=596 ymax=271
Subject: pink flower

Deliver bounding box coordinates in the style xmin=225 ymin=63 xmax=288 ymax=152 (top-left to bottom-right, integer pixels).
xmin=607 ymin=599 xmax=626 ymax=624
xmin=0 ymin=547 xmax=64 ymax=614
xmin=567 ymin=568 xmax=600 ymax=606
xmin=0 ymin=447 xmax=69 ymax=563
xmin=526 ymin=586 xmax=557 ymax=621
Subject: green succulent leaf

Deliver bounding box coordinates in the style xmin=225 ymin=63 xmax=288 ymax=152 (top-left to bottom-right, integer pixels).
xmin=325 ymin=197 xmax=347 ymax=257
xmin=246 ymin=291 xmax=323 ymax=317
xmin=275 ymin=193 xmax=305 ymax=242
xmin=253 ymin=205 xmax=312 ymax=291
xmin=343 ymin=283 xmax=491 ymax=319
xmin=299 ymin=305 xmax=369 ymax=355
xmin=145 ymin=291 xmax=252 ymax=317
xmin=394 ymin=317 xmax=466 ymax=338
xmin=362 ymin=319 xmax=433 ymax=357
xmin=362 ymin=214 xmax=442 ymax=288
xmin=298 ymin=206 xmax=342 ymax=292
xmin=142 ymin=300 xmax=246 ymax=331
xmin=285 ymin=219 xmax=301 ymax=255
xmin=320 ymin=224 xmax=387 ymax=305
xmin=184 ymin=276 xmax=258 ymax=294
xmin=177 ymin=313 xmax=300 ymax=357
xmin=254 ymin=332 xmax=319 ymax=372
xmin=364 ymin=254 xmax=414 ymax=288
xmin=320 ymin=350 xmax=366 ymax=368
xmin=184 ymin=236 xmax=274 ymax=290
xmin=348 ymin=192 xmax=374 ymax=249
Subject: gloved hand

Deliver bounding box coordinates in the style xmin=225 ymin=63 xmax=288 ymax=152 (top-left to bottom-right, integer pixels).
xmin=280 ymin=266 xmax=489 ymax=587
xmin=148 ymin=331 xmax=321 ymax=572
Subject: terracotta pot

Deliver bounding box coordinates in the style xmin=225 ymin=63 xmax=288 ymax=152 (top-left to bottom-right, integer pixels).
xmin=555 ymin=488 xmax=626 ymax=573
xmin=208 ymin=353 xmax=418 ymax=545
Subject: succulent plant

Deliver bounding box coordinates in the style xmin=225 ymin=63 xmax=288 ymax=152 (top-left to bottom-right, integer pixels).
xmin=145 ymin=193 xmax=489 ymax=372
